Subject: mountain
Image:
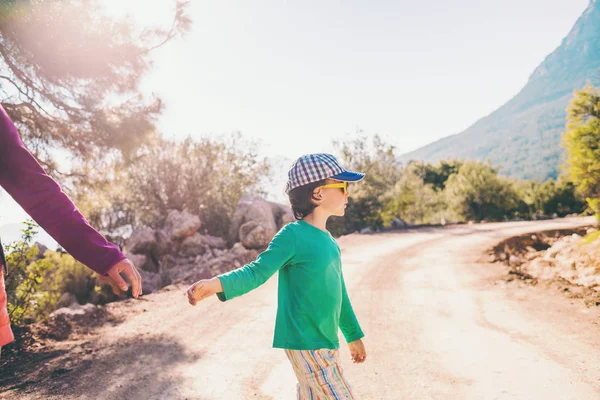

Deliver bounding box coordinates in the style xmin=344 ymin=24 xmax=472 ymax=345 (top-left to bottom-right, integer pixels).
xmin=401 ymin=0 xmax=600 ymax=181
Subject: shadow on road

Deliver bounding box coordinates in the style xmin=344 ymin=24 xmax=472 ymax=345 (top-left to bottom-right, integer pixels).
xmin=1 ymin=335 xmax=203 ymax=400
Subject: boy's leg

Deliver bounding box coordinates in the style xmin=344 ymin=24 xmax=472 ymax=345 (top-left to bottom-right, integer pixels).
xmin=285 ymin=348 xmax=355 ymax=400
xmin=0 ymin=268 xmax=15 ymax=350
xmin=285 ymin=349 xmax=312 ymax=399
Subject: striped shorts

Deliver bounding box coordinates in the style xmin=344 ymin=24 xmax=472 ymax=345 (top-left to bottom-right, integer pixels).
xmin=284 ymin=348 xmax=355 ymax=400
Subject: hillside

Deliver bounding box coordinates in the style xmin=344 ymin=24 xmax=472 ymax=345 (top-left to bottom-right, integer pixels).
xmin=402 ymin=0 xmax=600 ymax=181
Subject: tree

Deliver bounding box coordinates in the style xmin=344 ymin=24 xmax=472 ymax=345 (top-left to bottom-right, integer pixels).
xmin=563 ymin=84 xmax=600 ymax=218
xmin=81 ymin=134 xmax=270 ymax=240
xmin=0 ymin=0 xmax=190 ymax=176
xmin=444 ymin=161 xmax=519 ymax=222
xmin=381 ymin=162 xmax=448 ymax=225
xmin=422 ymin=160 xmax=463 ymax=192
xmin=329 ymin=133 xmax=403 ymax=234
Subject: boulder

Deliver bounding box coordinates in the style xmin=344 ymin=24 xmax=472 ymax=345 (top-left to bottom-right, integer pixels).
xmin=125 ymin=252 xmax=147 ymax=270
xmin=390 ymin=218 xmax=408 ymax=229
xmin=138 ymin=269 xmax=165 ymax=294
xmin=180 ymin=233 xmax=208 ymax=257
xmin=126 ymin=227 xmax=156 ymax=254
xmin=124 ymin=252 xmax=158 ymax=273
xmin=269 ymin=201 xmax=295 ymax=229
xmin=508 ymin=255 xmax=522 ymax=266
xmin=240 ymin=220 xmax=273 ymax=249
xmin=164 ymin=210 xmax=202 ymax=241
xmin=55 ymin=292 xmax=78 ymax=310
xmin=229 ymin=196 xmax=278 ymax=245
xmin=155 ymin=229 xmax=174 ymax=256
xmin=202 ymin=234 xmax=227 ymax=249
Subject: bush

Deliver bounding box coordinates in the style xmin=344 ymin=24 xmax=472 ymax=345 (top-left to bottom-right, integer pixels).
xmin=4 ymin=221 xmax=53 ymax=325
xmin=80 ymin=134 xmax=271 ymax=240
xmin=4 ymin=221 xmax=115 ymax=326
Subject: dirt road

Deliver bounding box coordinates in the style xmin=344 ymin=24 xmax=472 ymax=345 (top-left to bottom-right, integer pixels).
xmin=2 ymin=217 xmax=600 ymax=399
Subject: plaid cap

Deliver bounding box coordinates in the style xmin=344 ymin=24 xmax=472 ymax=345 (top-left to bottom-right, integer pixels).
xmin=285 ymin=153 xmax=365 ymax=193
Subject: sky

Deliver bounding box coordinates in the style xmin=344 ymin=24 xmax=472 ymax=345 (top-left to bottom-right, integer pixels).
xmin=0 ymin=0 xmax=591 ymax=245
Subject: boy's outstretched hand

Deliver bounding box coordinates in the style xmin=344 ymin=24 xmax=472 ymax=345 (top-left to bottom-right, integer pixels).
xmin=186 ymin=277 xmax=223 ymax=305
xmin=348 ymin=339 xmax=366 ymax=364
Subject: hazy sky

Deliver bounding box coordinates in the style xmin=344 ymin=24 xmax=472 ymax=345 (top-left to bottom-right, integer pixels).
xmin=0 ymin=0 xmax=590 ymax=243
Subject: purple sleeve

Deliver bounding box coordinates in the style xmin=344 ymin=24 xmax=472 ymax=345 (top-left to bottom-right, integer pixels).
xmin=0 ymin=106 xmax=126 ymax=275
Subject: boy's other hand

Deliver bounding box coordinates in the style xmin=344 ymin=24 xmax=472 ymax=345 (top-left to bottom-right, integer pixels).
xmin=186 ymin=277 xmax=223 ymax=305
xmin=348 ymin=339 xmax=366 ymax=364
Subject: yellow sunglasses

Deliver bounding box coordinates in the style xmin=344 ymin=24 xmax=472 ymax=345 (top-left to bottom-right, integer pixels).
xmin=320 ymin=181 xmax=348 ymax=194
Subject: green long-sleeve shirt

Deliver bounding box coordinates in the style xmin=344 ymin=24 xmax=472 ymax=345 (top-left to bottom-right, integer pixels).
xmin=216 ymin=220 xmax=364 ymax=350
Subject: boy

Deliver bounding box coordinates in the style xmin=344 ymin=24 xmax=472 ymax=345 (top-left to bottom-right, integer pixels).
xmin=187 ymin=153 xmax=366 ymax=399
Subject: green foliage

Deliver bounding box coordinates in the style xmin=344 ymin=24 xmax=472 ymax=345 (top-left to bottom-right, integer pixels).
xmin=0 ymin=0 xmax=190 ymax=176
xmin=328 ymin=134 xmax=587 ymax=237
xmin=40 ymin=251 xmax=98 ymax=305
xmin=4 ymin=220 xmax=53 ymax=325
xmin=422 ymin=160 xmax=464 ymax=191
xmin=328 ymin=134 xmax=402 ymax=235
xmin=564 ymin=84 xmax=600 ymax=218
xmin=444 ymin=161 xmax=520 ymax=222
xmin=3 ymin=220 xmax=110 ymax=326
xmin=380 ymin=162 xmax=449 ymax=225
xmin=81 ymin=134 xmax=270 ymax=240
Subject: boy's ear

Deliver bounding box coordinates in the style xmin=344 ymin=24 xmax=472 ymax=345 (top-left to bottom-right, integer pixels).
xmin=311 ymin=187 xmax=323 ymax=203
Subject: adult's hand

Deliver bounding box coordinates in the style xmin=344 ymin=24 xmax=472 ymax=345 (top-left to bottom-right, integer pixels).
xmin=104 ymin=258 xmax=142 ymax=298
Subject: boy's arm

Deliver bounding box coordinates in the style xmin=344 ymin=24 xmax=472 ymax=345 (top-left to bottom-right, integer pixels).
xmin=339 ymin=271 xmax=364 ymax=343
xmin=216 ymin=227 xmax=296 ymax=302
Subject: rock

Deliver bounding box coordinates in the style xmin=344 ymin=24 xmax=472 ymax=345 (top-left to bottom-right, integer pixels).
xmin=126 ymin=227 xmax=156 ymax=254
xmin=155 ymin=229 xmax=174 ymax=256
xmin=164 ymin=210 xmax=202 ymax=241
xmin=125 ymin=252 xmax=147 ymax=270
xmin=124 ymin=252 xmax=158 ymax=273
xmin=360 ymin=228 xmax=373 ymax=234
xmin=509 ymin=255 xmax=522 ymax=266
xmin=525 ymin=258 xmax=556 ymax=280
xmin=544 ymin=239 xmax=571 ymax=260
xmin=269 ymin=201 xmax=295 ymax=230
xmin=48 ymin=303 xmax=102 ymax=341
xmin=212 ymin=248 xmax=224 ymax=258
xmin=202 ymin=234 xmax=227 ymax=249
xmin=51 ymin=303 xmax=98 ymax=319
xmin=231 ymin=242 xmax=249 ymax=256
xmin=229 ymin=196 xmax=278 ymax=243
xmin=240 ymin=220 xmax=273 ymax=249
xmin=55 ymin=293 xmax=78 ymax=310
xmin=182 ymin=243 xmax=259 ymax=282
xmin=180 ymin=233 xmax=207 ymax=257
xmin=138 ymin=269 xmax=165 ymax=294
xmin=390 ymin=219 xmax=408 ymax=229
xmin=586 ymin=227 xmax=598 ymax=235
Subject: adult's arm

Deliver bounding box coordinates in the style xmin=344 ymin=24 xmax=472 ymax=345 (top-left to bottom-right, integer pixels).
xmin=0 ymin=105 xmax=125 ymax=276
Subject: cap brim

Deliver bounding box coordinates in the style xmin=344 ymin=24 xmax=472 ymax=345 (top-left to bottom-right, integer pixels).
xmin=330 ymin=170 xmax=365 ymax=182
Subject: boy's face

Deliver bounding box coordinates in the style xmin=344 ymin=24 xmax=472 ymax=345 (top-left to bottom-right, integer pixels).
xmin=313 ymin=178 xmax=349 ymax=217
